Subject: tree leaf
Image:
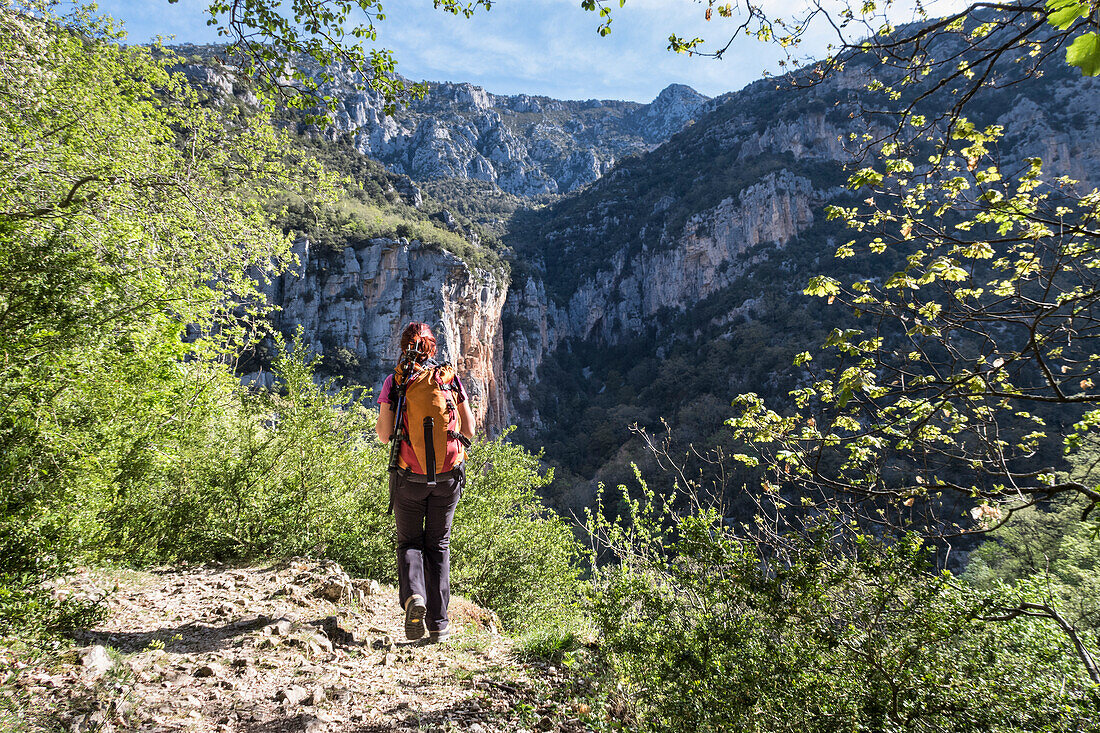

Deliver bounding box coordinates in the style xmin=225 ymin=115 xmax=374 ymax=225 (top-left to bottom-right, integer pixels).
xmin=1045 ymin=0 xmax=1089 ymax=30
xmin=1066 ymin=32 xmax=1100 ymax=76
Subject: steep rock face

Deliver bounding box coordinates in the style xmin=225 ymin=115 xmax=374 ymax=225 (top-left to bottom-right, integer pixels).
xmin=258 ymin=237 xmax=509 ymax=434
xmin=555 ymin=171 xmax=815 ymax=345
xmin=996 ymin=75 xmax=1100 ymax=183
xmin=501 ymin=171 xmax=817 ymax=420
xmin=732 ymin=113 xmax=851 ymax=162
xmin=502 ymin=278 xmax=552 ymax=432
xmin=315 ymin=75 xmax=709 ymax=196
xmin=626 ymin=83 xmax=711 ymax=141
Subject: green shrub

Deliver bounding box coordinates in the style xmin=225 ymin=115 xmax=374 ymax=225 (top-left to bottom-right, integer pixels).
xmin=91 ymin=337 xmax=394 ymax=578
xmin=586 ymin=479 xmax=1099 ymax=732
xmin=0 ymin=572 xmax=105 ymax=639
xmin=963 ymin=445 xmax=1100 ymax=638
xmin=0 ymin=2 xmax=318 ymax=628
xmin=453 ymin=430 xmax=585 ymax=634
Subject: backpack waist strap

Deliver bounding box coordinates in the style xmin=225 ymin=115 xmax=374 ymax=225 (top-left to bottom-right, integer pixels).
xmin=396 ymin=466 xmax=463 ymax=484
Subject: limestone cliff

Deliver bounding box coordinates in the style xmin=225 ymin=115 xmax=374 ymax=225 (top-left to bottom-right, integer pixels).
xmin=253 ymin=237 xmax=509 ymax=434
xmin=500 ymin=170 xmax=819 ymax=421
xmin=565 ymin=171 xmax=813 ymax=341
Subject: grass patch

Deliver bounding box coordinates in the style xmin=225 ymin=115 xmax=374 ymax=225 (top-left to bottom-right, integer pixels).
xmin=513 ymin=616 xmax=594 ymax=662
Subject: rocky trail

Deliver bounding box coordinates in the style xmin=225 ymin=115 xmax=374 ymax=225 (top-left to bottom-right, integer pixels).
xmin=3 ymin=560 xmax=599 ymax=732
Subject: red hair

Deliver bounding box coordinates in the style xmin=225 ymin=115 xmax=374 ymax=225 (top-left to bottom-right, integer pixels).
xmin=399 ymin=321 xmax=437 ymax=361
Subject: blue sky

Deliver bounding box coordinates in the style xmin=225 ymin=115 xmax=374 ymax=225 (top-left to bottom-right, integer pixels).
xmin=94 ymin=0 xmax=962 ymax=103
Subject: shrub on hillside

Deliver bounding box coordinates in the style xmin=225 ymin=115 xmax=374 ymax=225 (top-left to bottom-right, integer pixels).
xmin=586 ymin=479 xmax=1099 ymax=731
xmin=453 ymin=432 xmax=583 ymax=632
xmin=0 ymin=1 xmax=317 ymax=633
xmin=963 ymin=445 xmax=1100 ymax=638
xmin=93 ymin=338 xmax=393 ymax=578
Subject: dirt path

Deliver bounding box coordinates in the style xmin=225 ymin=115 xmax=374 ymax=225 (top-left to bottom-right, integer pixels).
xmin=4 ymin=560 xmax=597 ymax=732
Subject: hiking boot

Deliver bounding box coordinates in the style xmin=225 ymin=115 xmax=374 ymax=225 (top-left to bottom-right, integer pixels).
xmin=429 ymin=627 xmax=451 ymax=644
xmin=404 ymin=595 xmax=427 ymax=641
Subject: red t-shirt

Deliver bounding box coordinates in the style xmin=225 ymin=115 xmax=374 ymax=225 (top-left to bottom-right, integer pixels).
xmin=377 ymin=372 xmax=468 ymax=406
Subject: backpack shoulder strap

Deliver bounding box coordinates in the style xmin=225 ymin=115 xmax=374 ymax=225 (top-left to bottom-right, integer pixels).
xmin=434 ymin=362 xmax=457 ymax=387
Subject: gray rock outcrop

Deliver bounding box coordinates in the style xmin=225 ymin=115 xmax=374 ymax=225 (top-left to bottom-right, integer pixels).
xmin=254 ymin=237 xmax=509 ymax=434
xmin=312 ymin=72 xmax=709 ymax=196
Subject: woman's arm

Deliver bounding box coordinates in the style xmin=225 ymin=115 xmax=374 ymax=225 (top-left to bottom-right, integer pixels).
xmin=376 ymin=403 xmax=395 ymax=443
xmin=458 ymin=399 xmax=476 ymax=441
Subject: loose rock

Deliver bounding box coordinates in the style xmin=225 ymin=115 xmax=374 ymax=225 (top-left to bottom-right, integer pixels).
xmin=318 ymin=616 xmax=356 ymax=645
xmin=193 ymin=663 xmax=221 ymax=678
xmin=307 ymin=634 xmax=334 ymax=656
xmin=275 ymin=685 xmax=310 ymax=705
xmin=263 ymin=618 xmax=293 ymax=636
xmin=316 ymin=577 xmax=351 ymax=602
xmin=355 ymin=579 xmax=382 ymax=596
xmin=24 ymin=562 xmax=579 ymax=733
xmin=79 ymin=645 xmax=113 ymax=679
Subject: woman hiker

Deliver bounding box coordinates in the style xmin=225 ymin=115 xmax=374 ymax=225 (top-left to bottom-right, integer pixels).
xmin=375 ymin=322 xmax=476 ymax=642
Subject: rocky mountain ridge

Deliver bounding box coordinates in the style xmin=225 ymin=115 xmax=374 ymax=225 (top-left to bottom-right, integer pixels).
xmin=315 ymin=75 xmax=711 ymax=197
xmin=171 ymin=43 xmax=711 ymax=197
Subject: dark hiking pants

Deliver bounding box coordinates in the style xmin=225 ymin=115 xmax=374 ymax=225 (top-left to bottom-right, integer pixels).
xmin=393 ymin=463 xmax=465 ymax=633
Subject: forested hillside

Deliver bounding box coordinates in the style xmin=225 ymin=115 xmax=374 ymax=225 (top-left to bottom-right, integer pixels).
xmin=502 ymin=19 xmax=1100 ymax=512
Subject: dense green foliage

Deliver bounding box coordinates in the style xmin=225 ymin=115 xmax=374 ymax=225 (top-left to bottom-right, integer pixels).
xmin=963 ymin=445 xmax=1100 ymax=639
xmin=88 ymin=339 xmax=393 ymax=573
xmin=0 ymin=0 xmax=308 ymax=629
xmin=558 ymin=6 xmax=1100 ymax=730
xmin=587 ymin=481 xmax=1099 ymax=731
xmin=453 ymin=432 xmax=584 ymax=632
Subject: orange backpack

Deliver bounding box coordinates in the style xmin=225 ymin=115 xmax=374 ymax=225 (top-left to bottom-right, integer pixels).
xmin=394 ymin=361 xmax=467 ymax=483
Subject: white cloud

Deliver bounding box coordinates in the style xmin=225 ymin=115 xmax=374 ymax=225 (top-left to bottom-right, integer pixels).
xmin=376 ymin=0 xmax=793 ymax=100
xmin=93 ymin=0 xmax=979 ymax=101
